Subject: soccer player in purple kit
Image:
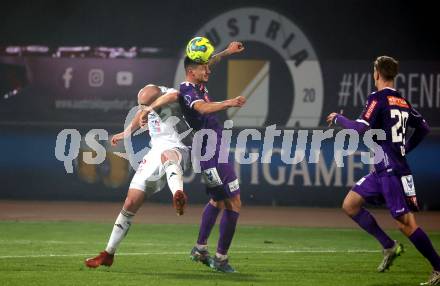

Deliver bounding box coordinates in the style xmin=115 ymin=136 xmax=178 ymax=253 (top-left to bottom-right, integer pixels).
xmin=327 ymin=56 xmax=439 ymax=285
xmin=179 ymin=41 xmax=245 ymax=272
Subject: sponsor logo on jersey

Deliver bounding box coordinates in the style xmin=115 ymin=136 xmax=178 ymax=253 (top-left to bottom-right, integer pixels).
xmin=387 ymin=96 xmax=409 ymax=108
xmin=364 ymin=100 xmax=377 ymax=119
xmin=228 ymin=179 xmax=240 ymax=192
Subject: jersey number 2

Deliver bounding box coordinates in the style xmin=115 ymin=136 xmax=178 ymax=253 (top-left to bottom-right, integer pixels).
xmin=390 ymin=109 xmax=409 ymax=155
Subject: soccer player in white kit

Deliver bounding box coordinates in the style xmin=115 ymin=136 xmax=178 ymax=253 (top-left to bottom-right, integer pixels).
xmin=85 ymin=84 xmax=192 ymax=268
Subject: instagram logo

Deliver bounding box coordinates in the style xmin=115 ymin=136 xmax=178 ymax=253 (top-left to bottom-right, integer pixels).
xmin=88 ymin=69 xmax=104 ymax=87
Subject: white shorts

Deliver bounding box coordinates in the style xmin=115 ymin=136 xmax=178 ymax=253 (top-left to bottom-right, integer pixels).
xmin=129 ymin=146 xmax=190 ymax=196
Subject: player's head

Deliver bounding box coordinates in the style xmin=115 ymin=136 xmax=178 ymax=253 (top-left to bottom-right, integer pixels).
xmin=184 ymin=56 xmax=211 ymax=84
xmin=373 ymin=56 xmax=399 ymax=86
xmin=137 ymin=84 xmax=161 ymax=106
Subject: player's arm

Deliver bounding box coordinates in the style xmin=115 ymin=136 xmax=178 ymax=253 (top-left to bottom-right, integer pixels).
xmin=327 ymin=95 xmax=379 ymax=134
xmin=112 ymin=85 xmax=166 ymax=146
xmin=405 ymin=108 xmax=431 ymax=154
xmin=208 ymin=41 xmax=244 ymax=67
xmin=111 ymin=110 xmax=143 ymax=146
xmin=193 ymin=96 xmax=246 ymax=115
xmin=327 ymin=113 xmax=370 ymax=134
xmin=139 ymin=88 xmax=179 ymax=126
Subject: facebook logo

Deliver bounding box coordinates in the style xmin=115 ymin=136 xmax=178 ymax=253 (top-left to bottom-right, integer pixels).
xmin=62 ymin=67 xmax=73 ymax=89
xmin=116 ymin=71 xmax=133 ymax=86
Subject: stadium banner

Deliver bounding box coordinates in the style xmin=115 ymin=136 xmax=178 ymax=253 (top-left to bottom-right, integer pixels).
xmin=1 ymin=56 xmax=440 ymax=127
xmin=1 ymin=56 xmax=439 ymax=207
xmin=0 ymin=125 xmax=439 ymax=209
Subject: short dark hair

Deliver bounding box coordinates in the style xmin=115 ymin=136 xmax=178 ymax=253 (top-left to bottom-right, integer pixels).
xmin=374 ymin=56 xmax=399 ymax=81
xmin=184 ymin=56 xmax=202 ymax=71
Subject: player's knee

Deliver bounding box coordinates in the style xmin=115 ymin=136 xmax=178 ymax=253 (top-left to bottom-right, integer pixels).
xmin=161 ymin=150 xmax=180 ymax=164
xmin=209 ymin=199 xmax=223 ymax=209
xmin=124 ymin=193 xmax=143 ymax=212
xmin=232 ymin=197 xmax=241 ymax=212
xmin=161 ymin=153 xmax=169 ymax=164
xmin=123 ymin=197 xmax=137 ymax=212
xmin=342 ymin=191 xmax=361 ymax=217
xmin=341 ymin=200 xmax=351 ymax=215
xmin=395 ymin=216 xmax=418 ymax=236
xmin=342 ymin=200 xmax=358 ymax=217
xmin=225 ymin=196 xmax=241 ymax=212
xmin=396 ymin=222 xmax=414 ymax=236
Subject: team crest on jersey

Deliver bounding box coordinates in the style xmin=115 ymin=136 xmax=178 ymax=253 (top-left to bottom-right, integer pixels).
xmin=174 ymin=7 xmax=323 ymax=127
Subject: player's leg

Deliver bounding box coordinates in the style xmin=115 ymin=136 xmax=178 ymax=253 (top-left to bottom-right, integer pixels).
xmin=342 ymin=177 xmax=395 ymax=250
xmin=161 ymin=148 xmax=187 ymax=215
xmin=203 ymin=162 xmax=240 ymax=273
xmin=386 ymin=174 xmax=440 ymax=283
xmin=395 ymin=212 xmax=440 ymax=284
xmin=344 ymin=173 xmax=402 ymax=272
xmin=85 ymin=152 xmax=156 ymax=268
xmin=197 ymin=199 xmax=224 ymax=247
xmin=191 ymin=162 xmax=227 ymax=266
xmin=85 ymin=188 xmax=145 ymax=268
xmin=105 ymin=188 xmax=144 ymax=254
xmin=211 ymin=193 xmax=240 ymax=273
xmin=191 ymin=199 xmax=223 ymax=266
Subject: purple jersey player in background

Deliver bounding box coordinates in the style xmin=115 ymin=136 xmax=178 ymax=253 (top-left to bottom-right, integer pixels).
xmin=180 ymin=41 xmax=246 ymax=273
xmin=327 ymin=56 xmax=439 ymax=285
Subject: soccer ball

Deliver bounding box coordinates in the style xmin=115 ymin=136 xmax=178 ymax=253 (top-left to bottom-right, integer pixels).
xmin=186 ymin=37 xmax=215 ymax=63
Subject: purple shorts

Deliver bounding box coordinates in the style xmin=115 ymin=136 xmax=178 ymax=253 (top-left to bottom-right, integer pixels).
xmin=353 ymin=171 xmax=410 ymax=218
xmin=200 ymin=155 xmax=240 ymax=202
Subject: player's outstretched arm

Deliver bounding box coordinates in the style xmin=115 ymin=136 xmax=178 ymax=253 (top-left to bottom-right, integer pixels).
xmin=193 ymin=96 xmax=246 ymax=115
xmin=111 ymin=110 xmax=144 ymax=146
xmin=208 ymin=41 xmax=244 ymax=67
xmin=326 ymin=112 xmax=369 ymax=134
xmin=139 ymin=89 xmax=179 ymax=126
xmin=149 ymin=89 xmax=179 ymax=110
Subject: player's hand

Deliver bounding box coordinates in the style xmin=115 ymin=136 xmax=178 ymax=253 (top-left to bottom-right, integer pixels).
xmin=326 ymin=112 xmax=338 ymax=127
xmin=139 ymin=109 xmax=150 ymax=127
xmin=227 ymin=42 xmax=245 ymax=55
xmin=110 ymin=133 xmax=124 ymax=146
xmin=227 ymin=96 xmax=246 ymax=108
xmin=235 ymin=96 xmax=246 ymax=106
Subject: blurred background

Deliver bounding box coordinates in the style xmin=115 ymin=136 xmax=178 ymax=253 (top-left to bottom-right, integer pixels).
xmin=1 ymin=0 xmax=439 ymax=209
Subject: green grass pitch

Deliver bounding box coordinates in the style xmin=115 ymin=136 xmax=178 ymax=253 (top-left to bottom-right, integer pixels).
xmin=0 ymin=221 xmax=438 ymax=285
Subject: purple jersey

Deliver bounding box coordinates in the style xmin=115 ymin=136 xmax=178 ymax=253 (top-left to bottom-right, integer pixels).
xmin=179 ymin=82 xmax=223 ymax=135
xmin=179 ymin=81 xmax=240 ymax=201
xmin=358 ymin=87 xmax=426 ymax=174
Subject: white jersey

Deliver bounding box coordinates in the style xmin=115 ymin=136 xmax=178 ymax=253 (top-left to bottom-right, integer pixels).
xmin=129 ymin=86 xmax=192 ymax=194
xmin=146 ymin=86 xmax=192 ymax=151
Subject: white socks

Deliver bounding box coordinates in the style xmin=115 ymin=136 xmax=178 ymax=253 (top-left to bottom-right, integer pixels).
xmin=196 ymin=244 xmax=208 ymax=251
xmin=163 ymin=160 xmax=183 ymax=195
xmin=105 ymin=209 xmax=134 ymax=254
xmin=216 ymin=253 xmax=228 ymax=261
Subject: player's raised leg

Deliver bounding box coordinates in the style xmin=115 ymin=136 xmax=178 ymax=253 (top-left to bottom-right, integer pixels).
xmin=342 ymin=188 xmax=402 ymax=272
xmin=161 ymin=149 xmax=188 ymax=216
xmin=85 ymin=188 xmax=144 ymax=268
xmin=395 ymin=213 xmax=440 ymax=285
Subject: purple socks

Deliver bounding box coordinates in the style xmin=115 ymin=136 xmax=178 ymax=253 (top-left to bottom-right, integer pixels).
xmin=352 ymin=208 xmax=440 ymax=271
xmin=217 ymin=209 xmax=240 ymax=255
xmin=409 ymin=228 xmax=440 ymax=271
xmin=196 ymin=203 xmax=240 ymax=256
xmin=197 ymin=203 xmax=220 ymax=245
xmin=351 ymin=208 xmax=395 ymax=249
